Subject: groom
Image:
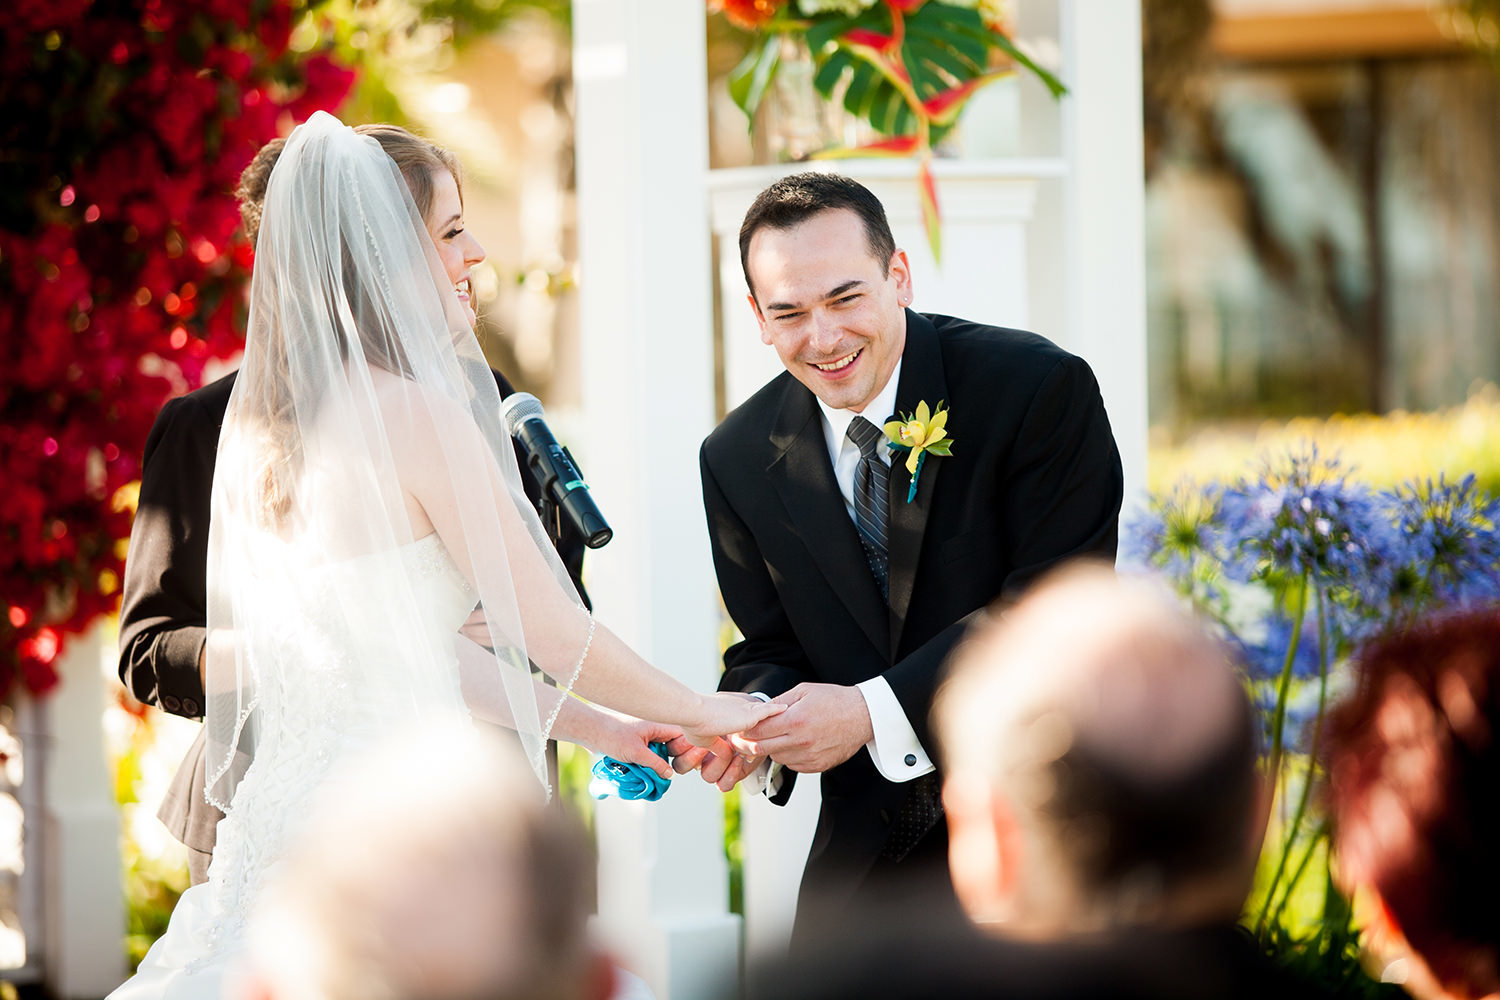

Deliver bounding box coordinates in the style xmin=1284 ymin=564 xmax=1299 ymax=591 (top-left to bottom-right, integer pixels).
xmin=697 ymin=173 xmax=1123 ymax=938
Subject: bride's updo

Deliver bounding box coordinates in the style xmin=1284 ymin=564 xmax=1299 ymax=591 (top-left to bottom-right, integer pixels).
xmin=235 ymin=123 xmax=462 ymax=248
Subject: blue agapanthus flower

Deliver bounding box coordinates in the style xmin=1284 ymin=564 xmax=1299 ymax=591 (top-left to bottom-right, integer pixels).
xmin=1129 ymin=450 xmax=1500 ymax=702
xmin=1231 ymin=612 xmax=1323 ymax=684
xmin=1383 ymin=474 xmax=1500 ymax=610
xmin=1215 ymin=449 xmax=1390 ymax=585
xmin=1126 ymin=446 xmax=1500 ymax=954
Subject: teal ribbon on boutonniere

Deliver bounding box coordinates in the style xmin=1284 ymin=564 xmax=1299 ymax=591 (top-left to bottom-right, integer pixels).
xmin=883 ymin=400 xmax=954 ymax=502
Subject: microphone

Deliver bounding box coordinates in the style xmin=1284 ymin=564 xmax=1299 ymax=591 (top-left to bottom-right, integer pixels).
xmin=500 ymin=392 xmax=613 ymax=549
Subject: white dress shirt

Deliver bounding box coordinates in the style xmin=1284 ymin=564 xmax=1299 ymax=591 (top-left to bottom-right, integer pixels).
xmin=743 ymin=360 xmax=935 ymax=795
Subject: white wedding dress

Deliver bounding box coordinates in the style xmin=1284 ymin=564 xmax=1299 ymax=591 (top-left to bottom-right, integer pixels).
xmin=111 ymin=534 xmax=477 ymax=999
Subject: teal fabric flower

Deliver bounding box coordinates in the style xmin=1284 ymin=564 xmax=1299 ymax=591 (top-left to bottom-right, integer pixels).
xmin=589 ymin=742 xmax=672 ymax=801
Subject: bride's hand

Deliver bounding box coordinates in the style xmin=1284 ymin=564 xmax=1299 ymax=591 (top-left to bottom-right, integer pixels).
xmin=593 ymin=715 xmax=682 ymax=780
xmin=682 ymin=692 xmax=784 ymax=749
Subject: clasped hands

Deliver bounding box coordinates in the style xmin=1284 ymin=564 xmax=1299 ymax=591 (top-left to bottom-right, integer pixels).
xmin=665 ymin=683 xmax=873 ymax=792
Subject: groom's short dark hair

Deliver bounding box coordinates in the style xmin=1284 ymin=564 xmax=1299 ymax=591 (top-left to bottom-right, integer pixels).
xmin=738 ymin=172 xmax=897 ymax=301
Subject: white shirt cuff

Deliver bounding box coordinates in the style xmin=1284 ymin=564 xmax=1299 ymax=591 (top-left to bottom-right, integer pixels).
xmin=855 ymin=677 xmax=934 ymax=782
xmin=741 ymin=692 xmax=783 ymax=797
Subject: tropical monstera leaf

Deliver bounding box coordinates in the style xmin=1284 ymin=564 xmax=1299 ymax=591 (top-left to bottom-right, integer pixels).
xmin=718 ymin=0 xmax=1067 ymax=261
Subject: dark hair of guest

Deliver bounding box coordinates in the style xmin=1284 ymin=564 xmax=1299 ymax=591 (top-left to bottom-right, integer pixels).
xmin=1323 ymin=607 xmax=1500 ymax=999
xmin=1047 ymin=684 xmax=1261 ymax=899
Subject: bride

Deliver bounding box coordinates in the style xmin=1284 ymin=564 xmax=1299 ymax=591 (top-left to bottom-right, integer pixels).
xmin=111 ymin=112 xmax=777 ymax=998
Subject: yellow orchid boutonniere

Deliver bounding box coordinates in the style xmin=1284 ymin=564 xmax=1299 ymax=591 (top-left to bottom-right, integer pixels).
xmin=883 ymin=400 xmax=953 ymax=502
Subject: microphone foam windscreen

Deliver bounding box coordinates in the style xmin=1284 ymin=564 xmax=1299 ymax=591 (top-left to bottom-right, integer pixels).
xmin=499 ymin=391 xmax=545 ymax=435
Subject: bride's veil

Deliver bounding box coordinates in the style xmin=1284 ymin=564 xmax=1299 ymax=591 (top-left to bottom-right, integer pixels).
xmin=203 ymin=112 xmax=583 ymax=808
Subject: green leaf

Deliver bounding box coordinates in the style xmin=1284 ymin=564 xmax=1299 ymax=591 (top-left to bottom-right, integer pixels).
xmin=903 ymin=40 xmax=948 ymax=98
xmin=806 ymin=12 xmax=861 ymax=54
xmin=991 ymin=33 xmax=1068 ymax=99
xmin=910 ymin=22 xmax=987 ymax=74
xmin=813 ymin=46 xmax=853 ymax=98
xmin=865 ymin=81 xmax=902 ymax=135
xmin=891 ymin=100 xmax=915 ymax=136
xmin=727 ymin=35 xmax=783 ymax=125
xmin=841 ymin=57 xmax=878 ymax=118
xmin=926 ymin=440 xmax=953 ymax=456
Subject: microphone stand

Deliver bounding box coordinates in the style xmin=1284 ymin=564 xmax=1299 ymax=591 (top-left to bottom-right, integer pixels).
xmin=537 ymin=491 xmax=566 ymax=553
xmin=533 ymin=489 xmax=570 ymax=791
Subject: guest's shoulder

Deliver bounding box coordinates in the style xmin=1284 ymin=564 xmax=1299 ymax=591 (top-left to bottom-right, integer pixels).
xmin=174 ymin=370 xmax=238 ymax=418
xmin=146 ymin=370 xmax=238 ymax=454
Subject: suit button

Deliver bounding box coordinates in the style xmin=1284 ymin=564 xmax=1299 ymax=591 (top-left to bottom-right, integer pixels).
xmin=904 ymin=754 xmax=917 ymax=767
xmin=162 ymin=695 xmax=181 ymax=713
xmin=182 ymin=698 xmax=200 ymax=717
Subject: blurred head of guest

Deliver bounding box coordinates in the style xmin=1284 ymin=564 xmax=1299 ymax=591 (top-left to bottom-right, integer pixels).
xmin=231 ymin=727 xmax=613 ymax=1000
xmin=934 ymin=563 xmax=1264 ymax=938
xmin=1324 ymin=608 xmax=1500 ymax=1000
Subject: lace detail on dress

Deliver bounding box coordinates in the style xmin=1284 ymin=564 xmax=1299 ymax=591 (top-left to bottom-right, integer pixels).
xmin=187 ymin=534 xmax=474 ymax=970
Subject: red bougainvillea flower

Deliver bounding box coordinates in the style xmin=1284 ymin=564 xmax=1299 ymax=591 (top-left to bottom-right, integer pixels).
xmin=712 ymin=0 xmax=788 ymax=30
xmin=0 ymin=0 xmax=355 ymax=702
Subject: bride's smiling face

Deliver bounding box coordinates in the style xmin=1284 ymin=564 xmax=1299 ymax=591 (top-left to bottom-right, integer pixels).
xmin=424 ymin=168 xmax=486 ymax=328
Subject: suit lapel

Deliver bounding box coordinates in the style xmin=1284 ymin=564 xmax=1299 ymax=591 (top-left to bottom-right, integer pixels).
xmin=885 ymin=311 xmax=947 ymax=654
xmin=768 ymin=385 xmax=892 ymax=662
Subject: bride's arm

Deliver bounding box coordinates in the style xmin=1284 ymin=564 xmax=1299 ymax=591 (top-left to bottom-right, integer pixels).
xmin=386 ymin=382 xmax=778 ymax=744
xmin=453 ymin=633 xmax=677 ymax=778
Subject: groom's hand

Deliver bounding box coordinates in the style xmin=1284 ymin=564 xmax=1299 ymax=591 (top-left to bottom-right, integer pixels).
xmin=664 ymin=735 xmax=765 ymax=792
xmin=663 ymin=734 xmax=723 ymax=774
xmin=738 ymin=682 xmax=872 ymax=773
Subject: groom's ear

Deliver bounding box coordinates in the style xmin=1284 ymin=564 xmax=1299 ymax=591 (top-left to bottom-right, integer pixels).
xmin=748 ymin=293 xmax=771 ymax=342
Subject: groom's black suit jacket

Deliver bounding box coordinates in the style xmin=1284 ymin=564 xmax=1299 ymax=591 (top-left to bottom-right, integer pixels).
xmin=118 ymin=368 xmax=586 ymax=856
xmin=702 ymin=311 xmax=1123 ymax=925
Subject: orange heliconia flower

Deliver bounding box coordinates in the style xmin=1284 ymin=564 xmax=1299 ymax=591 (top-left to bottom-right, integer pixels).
xmin=712 ymin=0 xmax=788 ymax=30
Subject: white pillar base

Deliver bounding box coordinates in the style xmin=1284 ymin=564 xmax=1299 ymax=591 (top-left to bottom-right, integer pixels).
xmin=40 ymin=626 xmax=127 ymax=998
xmin=593 ymin=781 xmax=741 ymax=998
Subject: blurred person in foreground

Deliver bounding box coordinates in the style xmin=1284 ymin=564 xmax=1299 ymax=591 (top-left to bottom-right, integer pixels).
xmin=746 ymin=564 xmax=1328 ymax=999
xmin=1324 ymin=608 xmax=1500 ymax=1000
xmin=231 ymin=726 xmax=635 ymax=1000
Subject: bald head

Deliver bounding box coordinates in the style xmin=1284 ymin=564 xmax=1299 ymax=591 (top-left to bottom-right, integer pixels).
xmin=935 ymin=564 xmax=1262 ymax=935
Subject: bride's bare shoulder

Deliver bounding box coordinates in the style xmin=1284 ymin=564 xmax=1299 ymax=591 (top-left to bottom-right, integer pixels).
xmin=368 ymin=368 xmax=471 ymax=445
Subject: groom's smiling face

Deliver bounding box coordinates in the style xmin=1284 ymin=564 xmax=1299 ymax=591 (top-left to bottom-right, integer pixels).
xmin=747 ymin=208 xmax=912 ymax=414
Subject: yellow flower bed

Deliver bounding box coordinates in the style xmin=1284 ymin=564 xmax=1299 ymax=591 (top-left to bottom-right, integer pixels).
xmin=1150 ymin=384 xmax=1500 ymax=492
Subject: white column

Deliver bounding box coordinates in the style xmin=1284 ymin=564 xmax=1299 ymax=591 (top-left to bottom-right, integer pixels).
xmin=572 ymin=3 xmax=739 ymax=998
xmin=38 ymin=626 xmax=126 ymax=998
xmin=1056 ymin=0 xmax=1150 ymax=505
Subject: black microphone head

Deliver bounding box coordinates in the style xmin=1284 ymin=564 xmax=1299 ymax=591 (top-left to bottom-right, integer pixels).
xmin=500 ymin=391 xmax=545 ymax=435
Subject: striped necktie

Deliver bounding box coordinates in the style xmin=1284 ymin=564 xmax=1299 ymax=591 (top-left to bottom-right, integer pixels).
xmin=846 ymin=415 xmax=890 ymax=602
